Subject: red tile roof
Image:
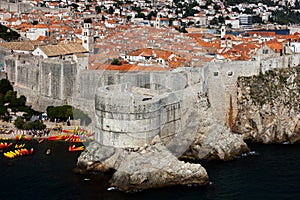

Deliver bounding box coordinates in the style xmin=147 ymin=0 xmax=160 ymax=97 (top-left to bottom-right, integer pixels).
xmin=88 ymin=63 xmax=169 ymax=71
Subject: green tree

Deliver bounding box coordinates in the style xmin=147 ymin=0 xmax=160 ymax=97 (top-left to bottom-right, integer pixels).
xmin=0 ymin=96 xmax=4 ymax=106
xmin=147 ymin=11 xmax=157 ymax=20
xmin=4 ymin=90 xmax=16 ymax=103
xmin=108 ymin=6 xmax=114 ymax=14
xmin=210 ymin=17 xmax=219 ymax=25
xmin=175 ymin=26 xmax=187 ymax=33
xmin=22 ymin=121 xmax=46 ymax=130
xmin=95 ymin=6 xmax=101 ymax=13
xmin=0 ymin=23 xmax=20 ymax=41
xmin=219 ymin=16 xmax=225 ymax=24
xmin=111 ymin=58 xmax=122 ymax=65
xmin=232 ymin=7 xmax=240 ymax=13
xmin=9 ymin=95 xmax=19 ymax=108
xmin=252 ymin=15 xmax=263 ymax=24
xmin=244 ymin=8 xmax=254 ymax=14
xmin=71 ymin=3 xmax=79 ymax=11
xmin=14 ymin=117 xmax=25 ymax=129
xmin=46 ymin=105 xmax=91 ymax=125
xmin=136 ymin=12 xmax=146 ymax=19
xmin=18 ymin=95 xmax=26 ymax=107
xmin=46 ymin=105 xmax=72 ymax=121
xmin=0 ymin=106 xmax=7 ymax=116
xmin=0 ymin=79 xmax=13 ymax=96
xmin=73 ymin=108 xmax=92 ymax=125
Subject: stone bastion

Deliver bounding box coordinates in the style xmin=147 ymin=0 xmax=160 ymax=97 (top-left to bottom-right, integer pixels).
xmin=95 ymin=83 xmax=183 ymax=147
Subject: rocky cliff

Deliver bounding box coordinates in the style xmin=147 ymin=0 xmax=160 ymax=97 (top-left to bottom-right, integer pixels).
xmin=233 ymin=67 xmax=300 ymax=144
xmin=179 ymin=92 xmax=248 ymax=161
xmin=77 ymin=91 xmax=249 ymax=192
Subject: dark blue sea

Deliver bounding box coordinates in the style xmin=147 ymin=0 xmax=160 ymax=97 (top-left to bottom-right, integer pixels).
xmin=0 ymin=140 xmax=300 ymax=200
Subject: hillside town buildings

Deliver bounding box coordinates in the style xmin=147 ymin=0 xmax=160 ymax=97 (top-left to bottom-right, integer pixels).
xmin=2 ymin=0 xmax=300 ymax=148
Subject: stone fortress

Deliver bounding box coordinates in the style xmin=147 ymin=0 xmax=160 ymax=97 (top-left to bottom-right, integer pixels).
xmin=94 ymin=68 xmax=206 ymax=147
xmin=2 ymin=26 xmax=300 ymax=148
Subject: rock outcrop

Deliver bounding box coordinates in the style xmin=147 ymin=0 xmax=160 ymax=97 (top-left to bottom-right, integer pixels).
xmin=185 ymin=124 xmax=249 ymax=161
xmin=177 ymin=92 xmax=249 ymax=161
xmin=233 ymin=67 xmax=300 ymax=143
xmin=77 ymin=138 xmax=209 ymax=192
xmin=110 ymin=140 xmax=209 ymax=192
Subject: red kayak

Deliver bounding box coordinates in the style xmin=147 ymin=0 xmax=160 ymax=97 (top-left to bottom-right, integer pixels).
xmin=48 ymin=136 xmax=61 ymax=141
xmin=38 ymin=138 xmax=45 ymax=143
xmin=29 ymin=148 xmax=34 ymax=155
xmin=68 ymin=145 xmax=84 ymax=152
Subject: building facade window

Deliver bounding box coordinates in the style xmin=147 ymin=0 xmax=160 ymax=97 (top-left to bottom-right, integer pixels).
xmin=214 ymin=72 xmax=218 ymax=76
xmin=263 ymin=49 xmax=269 ymax=54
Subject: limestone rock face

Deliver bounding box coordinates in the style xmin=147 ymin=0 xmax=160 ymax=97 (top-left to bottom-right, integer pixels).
xmin=233 ymin=68 xmax=300 ymax=144
xmin=77 ymin=140 xmax=209 ymax=192
xmin=186 ymin=124 xmax=249 ymax=161
xmin=179 ymin=92 xmax=249 ymax=161
xmin=77 ymin=141 xmax=116 ymax=173
xmin=110 ymin=143 xmax=209 ymax=192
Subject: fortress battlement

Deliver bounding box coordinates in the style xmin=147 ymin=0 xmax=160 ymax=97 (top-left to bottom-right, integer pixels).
xmin=2 ymin=48 xmax=300 ymax=147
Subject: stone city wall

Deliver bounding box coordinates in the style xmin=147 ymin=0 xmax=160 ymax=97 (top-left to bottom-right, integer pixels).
xmin=207 ymin=60 xmax=260 ymax=127
xmin=0 ymin=1 xmax=32 ymax=13
xmin=206 ymin=54 xmax=300 ymax=128
xmin=4 ymin=54 xmax=77 ymax=111
xmin=3 ymin=49 xmax=300 ymax=136
xmin=0 ymin=48 xmax=9 ymax=66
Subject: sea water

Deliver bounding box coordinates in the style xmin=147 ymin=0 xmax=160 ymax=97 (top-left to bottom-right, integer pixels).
xmin=0 ymin=141 xmax=299 ymax=200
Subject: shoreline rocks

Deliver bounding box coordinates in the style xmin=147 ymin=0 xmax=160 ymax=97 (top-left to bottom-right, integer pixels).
xmin=110 ymin=142 xmax=209 ymax=192
xmin=184 ymin=124 xmax=249 ymax=161
xmin=77 ymin=139 xmax=209 ymax=192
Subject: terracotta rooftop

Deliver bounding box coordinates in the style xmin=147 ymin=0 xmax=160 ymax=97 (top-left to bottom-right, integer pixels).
xmin=88 ymin=63 xmax=169 ymax=71
xmin=38 ymin=43 xmax=88 ymax=57
xmin=0 ymin=41 xmax=43 ymax=51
